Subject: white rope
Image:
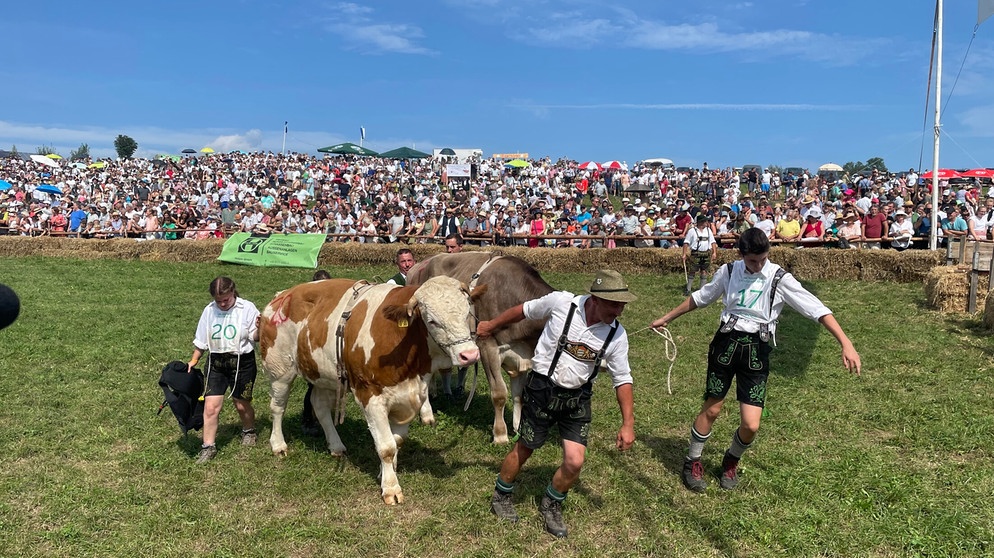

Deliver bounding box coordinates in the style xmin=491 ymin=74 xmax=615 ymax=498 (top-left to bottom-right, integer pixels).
xmin=630 ymin=326 xmax=678 ymax=395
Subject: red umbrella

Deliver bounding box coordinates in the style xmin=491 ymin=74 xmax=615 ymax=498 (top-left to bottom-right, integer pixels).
xmin=602 ymin=160 xmax=625 ymax=170
xmin=920 ymin=169 xmax=962 ymax=179
xmin=961 ymin=168 xmax=994 ymax=178
xmin=578 ymin=161 xmax=602 ymax=171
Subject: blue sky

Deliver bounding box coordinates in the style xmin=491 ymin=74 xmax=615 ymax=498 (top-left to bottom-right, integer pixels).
xmin=3 ymin=0 xmax=994 ymax=171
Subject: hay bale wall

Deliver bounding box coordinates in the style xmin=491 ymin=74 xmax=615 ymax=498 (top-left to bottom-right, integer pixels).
xmin=0 ymin=237 xmax=942 ymax=283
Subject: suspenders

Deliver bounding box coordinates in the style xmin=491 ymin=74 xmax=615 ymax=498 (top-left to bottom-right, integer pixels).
xmin=718 ymin=262 xmax=788 ymax=343
xmin=547 ymin=302 xmax=619 ymax=387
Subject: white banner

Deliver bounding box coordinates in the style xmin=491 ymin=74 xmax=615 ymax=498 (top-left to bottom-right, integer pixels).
xmin=446 ymin=163 xmax=471 ymax=177
xmin=981 ymin=0 xmax=994 ymax=25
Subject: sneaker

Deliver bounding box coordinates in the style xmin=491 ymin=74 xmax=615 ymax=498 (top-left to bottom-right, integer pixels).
xmin=719 ymin=452 xmax=740 ymax=490
xmin=682 ymin=458 xmax=707 ymax=493
xmin=196 ymin=445 xmax=218 ymax=464
xmin=490 ymin=490 xmax=518 ymax=523
xmin=538 ymin=495 xmax=568 ymax=538
xmin=241 ymin=429 xmax=257 ymax=446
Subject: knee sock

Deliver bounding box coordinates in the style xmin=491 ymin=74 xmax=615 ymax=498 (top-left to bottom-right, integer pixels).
xmin=688 ymin=426 xmax=710 ymax=460
xmin=545 ymin=483 xmax=566 ymax=503
xmin=727 ymin=429 xmax=752 ymax=459
xmin=495 ymin=475 xmax=514 ymax=495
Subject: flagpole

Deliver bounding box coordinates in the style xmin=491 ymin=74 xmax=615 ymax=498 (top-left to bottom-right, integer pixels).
xmin=282 ymin=121 xmax=288 ymax=155
xmin=930 ymin=0 xmax=942 ymax=251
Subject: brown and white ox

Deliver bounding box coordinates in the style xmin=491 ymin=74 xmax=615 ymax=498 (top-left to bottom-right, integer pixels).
xmin=407 ymin=252 xmax=554 ymax=444
xmin=259 ymin=276 xmax=485 ymax=504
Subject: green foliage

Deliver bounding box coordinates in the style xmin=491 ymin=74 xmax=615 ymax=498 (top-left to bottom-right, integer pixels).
xmin=35 ymin=144 xmax=57 ymax=156
xmin=767 ymin=165 xmax=784 ymax=176
xmin=9 ymin=145 xmax=18 ymax=158
xmin=113 ymin=135 xmax=138 ymax=159
xmin=843 ymin=157 xmax=888 ymax=176
xmin=69 ymin=143 xmax=90 ymax=161
xmin=0 ymin=257 xmax=992 ymax=557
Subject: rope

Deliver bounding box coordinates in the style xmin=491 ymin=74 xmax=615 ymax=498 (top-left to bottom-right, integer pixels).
xmin=630 ymin=325 xmax=678 ymax=395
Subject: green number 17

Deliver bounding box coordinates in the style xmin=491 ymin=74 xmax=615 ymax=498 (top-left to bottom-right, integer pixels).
xmin=736 ymin=288 xmax=763 ymax=308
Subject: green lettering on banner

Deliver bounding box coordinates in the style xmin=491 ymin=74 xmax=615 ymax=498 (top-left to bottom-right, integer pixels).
xmin=218 ymin=233 xmax=325 ymax=268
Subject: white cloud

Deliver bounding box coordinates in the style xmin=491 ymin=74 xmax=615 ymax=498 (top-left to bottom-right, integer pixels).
xmin=320 ymin=4 xmax=435 ymax=55
xmin=510 ymin=102 xmax=870 ymax=111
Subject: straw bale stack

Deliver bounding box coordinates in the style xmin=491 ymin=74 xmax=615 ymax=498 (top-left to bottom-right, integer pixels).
xmin=0 ymin=237 xmax=944 ymax=283
xmin=923 ymin=265 xmax=988 ymax=313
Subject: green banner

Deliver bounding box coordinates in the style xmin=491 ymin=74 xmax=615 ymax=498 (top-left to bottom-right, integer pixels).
xmin=218 ymin=233 xmax=324 ymax=268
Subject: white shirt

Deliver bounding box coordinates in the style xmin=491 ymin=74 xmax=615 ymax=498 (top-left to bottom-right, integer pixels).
xmin=193 ymin=297 xmax=260 ymax=355
xmin=524 ymin=292 xmax=632 ymax=390
xmin=685 ymin=225 xmax=716 ymax=252
xmin=692 ymin=260 xmax=831 ymax=343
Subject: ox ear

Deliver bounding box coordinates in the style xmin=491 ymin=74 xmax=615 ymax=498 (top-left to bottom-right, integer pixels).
xmin=381 ymin=296 xmax=419 ymax=328
xmin=469 ymin=283 xmax=488 ymax=302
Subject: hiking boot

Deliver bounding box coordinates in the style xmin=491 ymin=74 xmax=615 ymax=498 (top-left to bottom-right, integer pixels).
xmin=538 ymin=495 xmax=568 ymax=538
xmin=719 ymin=452 xmax=740 ymax=490
xmin=490 ymin=490 xmax=518 ymax=523
xmin=241 ymin=429 xmax=257 ymax=446
xmin=196 ymin=445 xmax=218 ymax=464
xmin=682 ymin=458 xmax=707 ymax=493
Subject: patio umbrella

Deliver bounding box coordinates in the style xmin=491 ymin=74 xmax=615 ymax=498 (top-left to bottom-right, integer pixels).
xmin=46 ymin=154 xmax=63 ymax=160
xmin=439 ymin=148 xmax=456 ymax=156
xmin=578 ymin=161 xmax=602 ymax=171
xmin=200 ymin=147 xmax=215 ymax=154
xmin=88 ymin=162 xmax=106 ymax=169
xmin=961 ymin=168 xmax=994 ymax=178
xmin=818 ymin=163 xmax=844 ymax=172
xmin=36 ymin=184 xmax=63 ymax=196
xmin=181 ymin=148 xmax=197 ymax=154
xmin=642 ymin=157 xmax=674 ymax=167
xmin=921 ymin=169 xmax=961 ymax=179
xmin=70 ymin=162 xmax=86 ymax=169
xmin=30 ymin=154 xmax=59 ymax=168
xmin=317 ymin=142 xmax=380 ymax=156
xmin=602 ymin=160 xmax=626 ymax=170
xmin=506 ymin=159 xmax=530 ymax=168
xmin=0 ymin=179 xmax=11 ymax=191
xmin=378 ymin=146 xmax=431 ymax=159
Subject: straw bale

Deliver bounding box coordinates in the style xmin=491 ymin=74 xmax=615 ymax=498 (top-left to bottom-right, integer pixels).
xmin=0 ymin=237 xmax=946 ymax=283
xmin=923 ymin=265 xmax=977 ymax=313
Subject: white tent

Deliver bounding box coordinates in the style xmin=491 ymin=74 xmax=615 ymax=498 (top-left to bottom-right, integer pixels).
xmin=642 ymin=158 xmax=674 ymax=168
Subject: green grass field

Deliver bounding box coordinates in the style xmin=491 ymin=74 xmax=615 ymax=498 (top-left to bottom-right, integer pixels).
xmin=0 ymin=256 xmax=992 ymax=557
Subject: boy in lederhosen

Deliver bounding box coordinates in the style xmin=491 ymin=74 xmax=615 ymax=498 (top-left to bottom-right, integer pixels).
xmin=652 ymin=228 xmax=861 ymax=492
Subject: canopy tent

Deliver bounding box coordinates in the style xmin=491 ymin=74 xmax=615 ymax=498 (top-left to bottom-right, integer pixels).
xmin=378 ymin=146 xmax=431 ymax=159
xmin=318 ymin=143 xmax=379 ymax=157
xmin=961 ymin=168 xmax=994 ymax=178
xmin=818 ymin=163 xmax=844 ymax=172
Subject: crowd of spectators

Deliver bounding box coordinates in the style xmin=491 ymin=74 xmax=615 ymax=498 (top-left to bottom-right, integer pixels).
xmin=1 ymin=151 xmax=990 ymax=250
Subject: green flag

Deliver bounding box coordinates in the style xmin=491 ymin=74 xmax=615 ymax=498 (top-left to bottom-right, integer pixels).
xmin=218 ymin=232 xmax=325 ymax=268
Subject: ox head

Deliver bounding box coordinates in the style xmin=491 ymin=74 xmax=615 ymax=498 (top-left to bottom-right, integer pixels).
xmin=387 ymin=276 xmax=486 ymax=368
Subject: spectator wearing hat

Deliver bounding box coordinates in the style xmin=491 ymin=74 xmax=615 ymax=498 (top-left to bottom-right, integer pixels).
xmin=837 ymin=211 xmax=862 ymax=249
xmin=940 ymin=205 xmax=968 ymax=240
xmin=480 ymin=269 xmax=636 ymax=538
xmin=683 ymin=214 xmax=718 ymax=294
xmin=618 ymin=205 xmax=639 ymax=246
xmin=888 ymin=209 xmax=914 ymax=251
xmin=801 ymin=208 xmax=825 ymax=242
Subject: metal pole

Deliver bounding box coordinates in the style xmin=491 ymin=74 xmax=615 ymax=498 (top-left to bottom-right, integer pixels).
xmin=282 ymin=121 xmax=287 ymax=155
xmin=930 ymin=0 xmax=942 ymax=251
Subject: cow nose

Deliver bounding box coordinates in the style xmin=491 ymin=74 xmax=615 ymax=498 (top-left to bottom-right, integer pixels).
xmin=457 ymin=348 xmax=480 ymax=366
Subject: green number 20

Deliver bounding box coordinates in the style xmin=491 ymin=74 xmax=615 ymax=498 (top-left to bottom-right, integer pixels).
xmin=211 ymin=324 xmax=237 ymax=340
xmin=735 ymin=288 xmax=763 ymax=309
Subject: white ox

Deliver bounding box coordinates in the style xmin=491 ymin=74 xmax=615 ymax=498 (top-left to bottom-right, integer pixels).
xmin=259 ymin=276 xmax=485 ymax=504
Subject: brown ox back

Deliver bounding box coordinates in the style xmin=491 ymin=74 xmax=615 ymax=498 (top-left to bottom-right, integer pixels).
xmin=407 ymin=252 xmax=554 ymax=443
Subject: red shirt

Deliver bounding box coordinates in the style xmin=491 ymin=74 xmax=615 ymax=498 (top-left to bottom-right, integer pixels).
xmin=862 ymin=212 xmax=888 ymax=239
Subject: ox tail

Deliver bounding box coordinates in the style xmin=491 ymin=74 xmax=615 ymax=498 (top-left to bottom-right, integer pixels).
xmin=268 ymin=292 xmax=293 ymax=326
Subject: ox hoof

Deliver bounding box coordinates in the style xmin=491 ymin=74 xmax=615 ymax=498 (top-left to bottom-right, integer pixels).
xmin=492 ymin=434 xmax=510 ymax=445
xmin=329 ymin=447 xmax=347 ymax=457
xmin=271 ymin=446 xmax=288 ymax=457
xmin=382 ymin=492 xmax=404 ymax=505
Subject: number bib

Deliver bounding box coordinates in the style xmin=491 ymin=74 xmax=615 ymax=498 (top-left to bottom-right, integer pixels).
xmin=209 ymin=308 xmax=242 ymax=353
xmin=725 ymin=272 xmax=772 ymax=324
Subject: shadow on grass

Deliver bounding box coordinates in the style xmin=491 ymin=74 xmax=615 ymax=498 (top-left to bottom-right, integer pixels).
xmin=767 ymin=280 xmax=823 ymax=379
